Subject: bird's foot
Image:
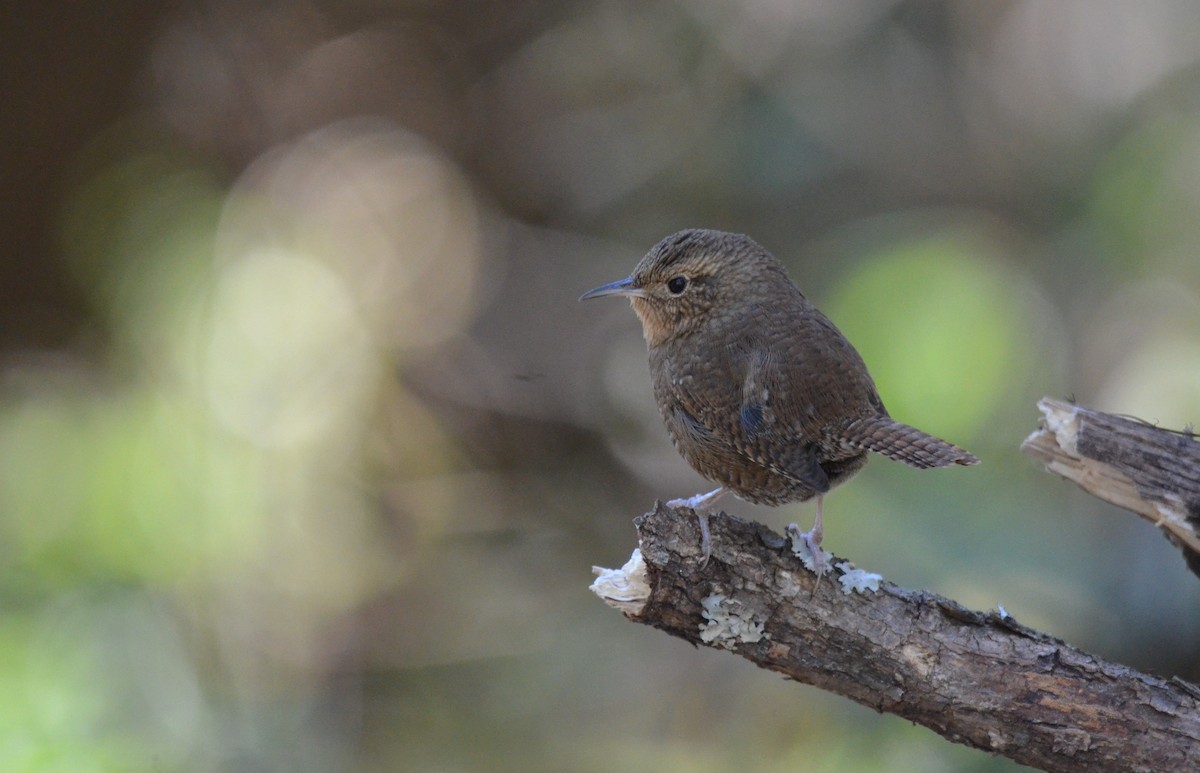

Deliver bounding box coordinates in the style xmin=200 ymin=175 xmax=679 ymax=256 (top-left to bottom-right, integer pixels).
xmin=666 ymin=487 xmax=726 ymax=510
xmin=786 ymin=523 xmax=832 ymax=578
xmin=666 ymin=487 xmax=727 ymax=565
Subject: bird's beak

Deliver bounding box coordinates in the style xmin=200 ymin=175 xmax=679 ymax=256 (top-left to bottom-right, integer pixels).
xmin=579 ymin=276 xmax=645 ymax=301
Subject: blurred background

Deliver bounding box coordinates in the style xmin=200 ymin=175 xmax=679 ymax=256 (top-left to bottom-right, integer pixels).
xmin=4 ymin=1 xmax=1200 ymax=770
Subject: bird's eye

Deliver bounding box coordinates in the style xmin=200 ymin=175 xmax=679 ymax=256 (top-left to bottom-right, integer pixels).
xmin=667 ymin=276 xmax=688 ymax=295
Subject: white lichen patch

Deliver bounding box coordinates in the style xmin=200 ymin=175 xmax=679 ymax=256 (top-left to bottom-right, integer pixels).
xmin=699 ymin=593 xmax=767 ymax=648
xmin=834 ymin=562 xmax=883 ymax=594
xmin=590 ymin=549 xmax=650 ymax=614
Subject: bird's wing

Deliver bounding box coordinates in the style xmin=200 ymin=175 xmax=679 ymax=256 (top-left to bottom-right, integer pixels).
xmin=777 ymin=312 xmax=886 ymax=421
xmin=667 ymin=336 xmax=831 ymax=494
xmin=735 ymin=343 xmax=831 ymax=492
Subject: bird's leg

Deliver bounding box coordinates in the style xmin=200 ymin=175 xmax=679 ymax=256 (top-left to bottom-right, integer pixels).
xmin=805 ymin=495 xmax=825 ymax=551
xmin=666 ymin=486 xmax=727 ymax=510
xmin=665 ymin=487 xmax=727 ymax=563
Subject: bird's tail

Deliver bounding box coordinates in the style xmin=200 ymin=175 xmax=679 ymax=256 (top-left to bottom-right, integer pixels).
xmin=840 ymin=415 xmax=979 ymax=469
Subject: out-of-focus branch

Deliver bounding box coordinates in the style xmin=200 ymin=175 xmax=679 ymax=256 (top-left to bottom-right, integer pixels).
xmin=1022 ymin=396 xmax=1200 ymax=578
xmin=591 ymin=503 xmax=1200 ymax=773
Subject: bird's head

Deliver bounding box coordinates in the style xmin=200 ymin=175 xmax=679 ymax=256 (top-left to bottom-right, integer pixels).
xmin=580 ymin=229 xmax=790 ymax=347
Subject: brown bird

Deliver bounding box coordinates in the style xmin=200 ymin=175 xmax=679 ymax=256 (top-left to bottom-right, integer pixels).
xmin=581 ymin=229 xmax=978 ymax=567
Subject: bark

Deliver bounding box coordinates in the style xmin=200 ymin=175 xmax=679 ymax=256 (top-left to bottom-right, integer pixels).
xmin=591 ymin=502 xmax=1200 ymax=772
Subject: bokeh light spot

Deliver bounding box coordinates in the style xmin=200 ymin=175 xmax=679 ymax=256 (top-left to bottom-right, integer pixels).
xmin=204 ymin=247 xmax=375 ymax=449
xmin=827 ymin=236 xmax=1026 ymax=438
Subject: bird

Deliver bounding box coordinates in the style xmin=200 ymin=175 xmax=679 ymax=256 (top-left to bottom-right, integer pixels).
xmin=580 ymin=229 xmax=978 ymax=569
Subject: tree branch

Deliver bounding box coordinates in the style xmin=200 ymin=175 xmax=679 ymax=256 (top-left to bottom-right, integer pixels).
xmin=591 ymin=503 xmax=1200 ymax=772
xmin=1021 ymin=396 xmax=1200 ymax=578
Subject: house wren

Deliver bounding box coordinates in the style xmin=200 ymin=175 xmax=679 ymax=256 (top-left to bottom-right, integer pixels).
xmin=581 ymin=229 xmax=978 ymax=565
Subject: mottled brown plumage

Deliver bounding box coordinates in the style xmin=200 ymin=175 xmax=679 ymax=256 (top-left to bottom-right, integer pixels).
xmin=581 ymin=229 xmax=977 ymax=563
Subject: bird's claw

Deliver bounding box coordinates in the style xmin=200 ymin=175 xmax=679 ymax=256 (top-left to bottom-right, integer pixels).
xmin=786 ymin=523 xmax=831 ymax=577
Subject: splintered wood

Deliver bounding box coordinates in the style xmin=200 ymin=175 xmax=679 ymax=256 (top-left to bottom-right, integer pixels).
xmin=1022 ymin=397 xmax=1200 ymax=577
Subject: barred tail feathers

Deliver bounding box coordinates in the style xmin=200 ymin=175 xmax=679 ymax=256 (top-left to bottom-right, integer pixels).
xmin=841 ymin=416 xmax=979 ymax=469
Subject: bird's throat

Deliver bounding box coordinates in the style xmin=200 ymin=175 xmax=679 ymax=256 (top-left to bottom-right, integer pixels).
xmin=630 ymin=297 xmax=674 ymax=348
